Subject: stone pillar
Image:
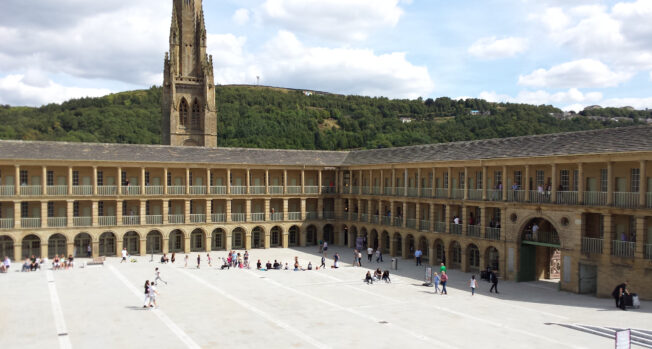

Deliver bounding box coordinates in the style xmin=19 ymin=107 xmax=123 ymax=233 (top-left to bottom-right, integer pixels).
xmin=163 ymin=200 xmax=169 ymax=224
xmin=116 ymin=167 xmax=121 ymax=196
xmin=205 ymin=234 xmax=212 ymax=252
xmin=482 ymin=166 xmax=488 ymax=200
xmin=402 ymin=201 xmax=407 ymax=228
xmin=432 ymin=168 xmax=437 ymax=197
xmin=283 ymin=170 xmax=288 ymax=194
xmin=66 ymin=242 xmax=74 ymax=258
xmin=226 ymin=199 xmax=232 ymax=223
xmin=116 ymin=200 xmax=123 ymax=226
xmin=401 ymin=235 xmax=408 ymax=259
xmin=417 ymin=168 xmax=422 ymax=197
xmin=391 ymin=169 xmax=396 ymax=195
xmin=502 ymin=165 xmax=508 ymax=201
xmin=66 ymin=200 xmax=74 ymax=228
xmin=359 ymin=170 xmax=364 ymax=194
xmin=41 ymin=243 xmax=48 ymax=260
xmin=463 ymin=167 xmax=469 ymax=200
xmin=389 ymin=200 xmax=395 ymax=225
xmin=226 ymin=169 xmax=231 ymax=195
xmin=283 ymin=199 xmax=289 ymax=221
xmin=282 ymin=233 xmax=289 ymax=248
xmin=447 ymin=167 xmax=452 ymax=198
xmin=415 ymin=203 xmax=420 ymax=229
xmin=246 ymin=168 xmax=250 ymax=194
xmin=480 ymin=206 xmax=487 ymax=238
xmin=14 ymin=165 xmax=20 ymax=195
xmin=430 ymin=203 xmax=436 ymax=232
xmin=206 ymin=199 xmax=212 ymax=223
xmin=68 ymin=166 xmax=74 ymax=195
xmin=265 ymin=170 xmax=270 ymax=195
xmin=461 ymin=206 xmax=468 ymax=236
xmin=40 ymin=201 xmax=48 ymax=228
xmin=184 ymin=199 xmax=190 ymax=224
xmin=13 ymin=243 xmax=22 ymax=262
xmin=206 ymin=168 xmax=211 ymax=194
xmin=300 ymin=199 xmax=306 ymax=220
xmin=92 ymin=240 xmax=99 ymax=258
xmin=184 ymin=236 xmax=190 ymax=253
xmin=445 ymin=204 xmax=451 ymax=234
xmin=606 ymin=162 xmax=614 ymax=205
xmin=380 ymin=170 xmax=384 ymax=194
xmin=640 ymin=160 xmax=647 ymax=207
xmin=163 ymin=168 xmax=168 ymax=195
xmin=551 ymin=164 xmax=558 ymax=203
xmin=140 ymin=167 xmax=146 ymax=195
xmin=264 ymin=199 xmax=270 ymax=221
xmin=578 ymin=163 xmax=585 ymax=204
xmin=318 ymin=170 xmax=323 ymax=194
xmin=162 ymin=237 xmax=169 ymax=254
xmin=390 ymin=236 xmax=397 ymax=257
xmin=185 ymin=168 xmax=190 ymax=195
xmin=139 ymin=200 xmax=146 ymax=225
xmin=524 ymin=165 xmax=530 ymax=202
xmin=461 ymin=245 xmax=469 ymax=272
xmin=635 ymin=217 xmax=645 ymax=259
xmin=264 ymin=230 xmax=270 ymax=249
xmin=318 ymin=198 xmax=324 ymax=219
xmin=139 ymin=239 xmax=147 ymax=256
xmin=116 ymin=239 xmax=123 ymax=258
xmin=300 ymin=228 xmax=307 ymax=247
xmin=13 ymin=202 xmax=21 ymax=229
xmin=403 ymin=169 xmax=408 ymax=197
xmin=603 ymin=214 xmax=612 ymax=258
xmin=429 ymin=246 xmax=436 ymax=266
xmin=42 ymin=166 xmax=47 ymax=195
xmin=92 ymin=200 xmax=98 ymax=227
xmin=245 ymin=199 xmax=251 ymax=222
xmin=224 ymin=232 xmax=232 ymax=251
xmin=301 ymin=170 xmax=305 ymax=194
xmin=92 ymin=166 xmax=98 ymax=196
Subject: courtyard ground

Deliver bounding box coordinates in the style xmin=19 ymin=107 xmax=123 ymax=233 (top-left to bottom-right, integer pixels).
xmin=1 ymin=246 xmax=650 ymax=349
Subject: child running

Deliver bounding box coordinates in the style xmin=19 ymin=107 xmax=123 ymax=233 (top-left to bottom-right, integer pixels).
xmin=154 ymin=267 xmax=167 ymax=285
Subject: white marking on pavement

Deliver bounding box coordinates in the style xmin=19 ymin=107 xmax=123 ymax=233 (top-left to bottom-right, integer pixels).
xmin=46 ymin=270 xmax=72 ymax=349
xmin=107 ymin=265 xmax=200 ymax=349
xmin=242 ymin=269 xmax=454 ymax=348
xmin=174 ymin=268 xmax=330 ymax=349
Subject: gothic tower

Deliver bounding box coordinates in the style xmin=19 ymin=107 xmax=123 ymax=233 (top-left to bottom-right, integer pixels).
xmin=162 ymin=0 xmax=217 ymax=147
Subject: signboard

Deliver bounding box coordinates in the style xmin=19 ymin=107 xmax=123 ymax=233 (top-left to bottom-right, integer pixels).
xmin=425 ymin=267 xmax=433 ymax=283
xmin=615 ymin=329 xmax=631 ymax=349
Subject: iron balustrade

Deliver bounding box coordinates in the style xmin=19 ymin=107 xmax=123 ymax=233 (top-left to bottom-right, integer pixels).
xmin=467 ymin=225 xmax=482 ymax=237
xmin=288 ymin=212 xmax=301 ymax=221
xmin=47 ymin=185 xmax=68 ymax=196
xmin=381 ymin=216 xmax=391 ymax=225
xmin=646 ymin=244 xmax=652 ymax=260
xmin=167 ymin=186 xmax=185 ymax=195
xmin=145 ymin=186 xmax=164 ymax=195
xmin=230 ymin=213 xmax=246 ymax=222
xmin=271 ymin=212 xmax=284 ymax=221
xmin=371 ymin=215 xmax=379 ymax=224
xmin=468 ymin=189 xmax=483 ymax=201
xmin=485 ymin=227 xmax=500 ymax=240
xmin=287 ymin=186 xmax=301 ymax=194
xmin=384 ymin=187 xmax=393 ymax=195
xmin=98 ymin=216 xmax=117 ymax=226
xmin=407 ymin=188 xmax=419 ymax=197
xmin=612 ymin=240 xmax=635 ymax=258
xmin=190 ymin=214 xmax=206 ymax=223
xmin=450 ymin=224 xmax=462 ymax=235
xmin=419 ymin=220 xmax=430 ymax=231
xmin=451 ymin=189 xmax=465 ymax=200
xmin=97 ymin=186 xmax=117 ymax=196
xmin=487 ymin=189 xmax=502 ymax=201
xmin=324 ymin=211 xmax=335 ymax=220
xmin=360 ymin=213 xmax=368 ymax=222
xmin=0 ymin=186 xmax=15 ymax=196
xmin=306 ymin=212 xmax=319 ymax=220
xmin=250 ymin=213 xmax=265 ymax=222
xmin=396 ymin=187 xmax=405 ymax=196
xmin=146 ymin=215 xmax=163 ymax=225
xmin=211 ymin=213 xmax=226 ymax=222
xmin=73 ymin=217 xmax=92 ymax=227
xmin=0 ymin=218 xmax=14 ymax=229
xmin=322 ymin=186 xmax=337 ymax=194
xmin=372 ymin=187 xmax=381 ymax=195
xmin=121 ymin=186 xmax=141 ymax=195
xmin=21 ymin=218 xmax=41 ymax=228
xmin=304 ymin=186 xmax=319 ymax=194
xmin=122 ymin=215 xmax=140 ymax=225
xmin=189 ymin=186 xmax=207 ymax=195
xmin=529 ymin=190 xmax=550 ymax=204
xmin=523 ymin=230 xmax=560 ymax=245
xmin=508 ymin=190 xmax=525 ymax=202
xmin=230 ymin=186 xmax=247 ymax=195
xmin=211 ymin=186 xmax=226 ymax=195
xmin=20 ymin=185 xmax=42 ymax=196
xmin=583 ymin=191 xmax=607 ymax=206
xmin=72 ymin=185 xmax=93 ymax=195
xmin=269 ymin=186 xmax=283 ymax=195
xmin=406 ymin=218 xmax=417 ymax=229
xmin=361 ymin=186 xmax=371 ymax=195
xmin=435 ymin=188 xmax=448 ymax=198
xmin=393 ymin=217 xmax=403 ymax=227
xmin=435 ymin=222 xmax=446 ymax=233
xmin=581 ymin=237 xmax=603 ymax=254
xmin=648 ymin=193 xmax=652 ymax=208
xmin=250 ymin=186 xmax=265 ymax=195
xmin=168 ymin=214 xmax=185 ymax=224
xmin=556 ymin=191 xmax=578 ymax=205
xmin=613 ymin=192 xmax=639 ymax=209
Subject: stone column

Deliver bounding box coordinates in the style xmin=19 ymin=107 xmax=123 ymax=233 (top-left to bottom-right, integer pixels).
xmin=68 ymin=166 xmax=74 ymax=195
xmin=430 ymin=203 xmax=436 ymax=232
xmin=607 ymin=162 xmax=613 ymax=205
xmin=92 ymin=200 xmax=98 ymax=227
xmin=301 ymin=170 xmax=305 ymax=194
xmin=184 ymin=235 xmax=190 ymax=253
xmin=282 ymin=233 xmax=289 ymax=248
xmin=283 ymin=199 xmax=289 ymax=221
xmin=283 ymin=170 xmax=287 ymax=194
xmin=403 ymin=169 xmax=408 ymax=197
xmin=206 ymin=168 xmax=211 ymax=194
xmin=139 ymin=239 xmax=147 ymax=256
xmin=226 ymin=199 xmax=232 ymax=223
xmin=163 ymin=168 xmax=168 ymax=195
xmin=264 ymin=199 xmax=270 ymax=221
xmin=635 ymin=217 xmax=645 ymax=258
xmin=265 ymin=170 xmax=270 ymax=195
xmin=41 ymin=242 xmax=49 ymax=260
xmin=92 ymin=239 xmax=99 ymax=258
xmin=482 ymin=166 xmax=488 ymax=200
xmin=551 ymin=164 xmax=558 ymax=203
xmin=603 ymin=214 xmax=612 ymax=258
xmin=185 ymin=168 xmax=190 ymax=194
xmin=463 ymin=167 xmax=469 ymax=200
xmin=226 ymin=169 xmax=231 ymax=195
xmin=139 ymin=200 xmax=146 ymax=225
xmin=380 ymin=170 xmax=384 ymax=194
xmin=480 ymin=206 xmax=487 ymax=238
xmin=66 ymin=200 xmax=74 ymax=228
xmin=300 ymin=199 xmax=306 ymax=220
xmin=524 ymin=165 xmax=530 ymax=202
xmin=445 ymin=204 xmax=451 ymax=234
xmin=245 ymin=199 xmax=251 ymax=222
xmin=205 ymin=233 xmax=212 ymax=253
xmin=461 ymin=206 xmax=468 ymax=235
xmin=66 ymin=242 xmax=74 ymax=258
xmin=40 ymin=201 xmax=48 ymax=228
xmin=402 ymin=201 xmax=407 ymax=228
xmin=42 ymin=166 xmax=47 ymax=196
xmin=115 ymin=240 xmax=123 ymax=258
xmin=318 ymin=198 xmax=324 ymax=219
xmin=502 ymin=165 xmax=508 ymax=201
xmin=116 ymin=167 xmax=121 ymax=196
xmin=184 ymin=199 xmax=190 ymax=224
xmin=359 ymin=170 xmax=364 ymax=194
xmin=206 ymin=199 xmax=212 ymax=223
xmin=389 ymin=236 xmax=397 ymax=257
xmin=639 ymin=160 xmax=647 ymax=207
xmin=13 ymin=243 xmax=22 ymax=262
xmin=162 ymin=237 xmax=169 ymax=254
xmin=432 ymin=168 xmax=437 ymax=197
xmin=14 ymin=165 xmax=20 ymax=195
xmin=578 ymin=163 xmax=585 ymax=204
xmin=140 ymin=167 xmax=146 ymax=195
xmin=319 ymin=170 xmax=323 ymax=194
xmin=92 ymin=166 xmax=98 ymax=196
xmin=246 ymin=168 xmax=251 ymax=194
xmin=389 ymin=200 xmax=395 ymax=226
xmin=163 ymin=200 xmax=169 ymax=224
xmin=415 ymin=202 xmax=420 ymax=229
xmin=447 ymin=167 xmax=452 ymax=198
xmin=264 ymin=229 xmax=270 ymax=249
xmin=391 ymin=169 xmax=396 ymax=195
xmin=224 ymin=232 xmax=232 ymax=251
xmin=417 ymin=168 xmax=422 ymax=197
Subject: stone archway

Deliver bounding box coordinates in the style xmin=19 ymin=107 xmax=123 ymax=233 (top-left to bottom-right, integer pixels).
xmin=271 ymin=226 xmax=282 ymax=247
xmin=433 ymin=239 xmax=446 ymax=265
xmin=146 ymin=230 xmax=163 ymax=254
xmin=449 ymin=241 xmax=461 ymax=269
xmin=288 ymin=226 xmax=300 ymax=247
xmin=48 ymin=234 xmax=67 ymax=258
xmin=418 ymin=236 xmax=428 ymax=260
xmin=190 ymin=228 xmax=205 ymax=252
xmin=0 ymin=235 xmax=14 ymax=259
xmin=211 ymin=228 xmax=225 ymax=251
xmin=169 ymin=229 xmax=185 ymax=253
xmin=74 ymin=233 xmax=92 ymax=257
xmin=323 ymin=224 xmax=334 ymax=245
xmin=99 ymin=232 xmax=116 ymax=257
xmin=392 ymin=232 xmax=402 ymax=257
xmin=22 ymin=234 xmax=41 ymax=259
xmin=348 ymin=226 xmax=357 ymax=249
xmin=232 ymin=228 xmax=245 ymax=249
xmin=486 ymin=246 xmax=499 ymax=272
xmin=405 ymin=234 xmax=415 ymax=258
xmin=124 ymin=231 xmax=140 ymax=255
xmin=251 ymin=226 xmax=264 ymax=249
xmin=370 ymin=229 xmax=379 ymax=250
xmin=518 ymin=217 xmax=561 ymax=282
xmin=381 ymin=231 xmax=390 ymax=254
xmin=467 ymin=243 xmax=480 ymax=272
xmin=306 ymin=225 xmax=317 ymax=246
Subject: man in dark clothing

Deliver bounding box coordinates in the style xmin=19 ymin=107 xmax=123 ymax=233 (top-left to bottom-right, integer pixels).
xmin=489 ymin=270 xmax=499 ymax=294
xmin=612 ymin=282 xmax=629 ymax=310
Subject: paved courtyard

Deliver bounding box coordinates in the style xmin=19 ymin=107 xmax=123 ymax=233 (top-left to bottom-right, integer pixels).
xmin=1 ymin=246 xmax=650 ymax=349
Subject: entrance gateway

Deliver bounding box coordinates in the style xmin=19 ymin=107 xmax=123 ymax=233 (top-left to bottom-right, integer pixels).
xmin=518 ymin=218 xmax=562 ymax=282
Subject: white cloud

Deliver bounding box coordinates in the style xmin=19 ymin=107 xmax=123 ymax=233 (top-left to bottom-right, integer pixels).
xmin=518 ymin=59 xmax=632 ymax=88
xmin=479 ymin=88 xmax=602 ymax=108
xmin=255 ymin=0 xmax=404 ymax=41
xmin=233 ymin=8 xmax=250 ymax=25
xmin=468 ymin=37 xmax=528 ymax=59
xmin=601 ymin=96 xmax=652 ymax=110
xmin=0 ymin=74 xmax=111 ymax=106
xmin=208 ymin=30 xmax=434 ymax=99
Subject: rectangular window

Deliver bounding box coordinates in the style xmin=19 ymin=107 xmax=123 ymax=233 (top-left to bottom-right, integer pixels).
xmin=189 ymin=172 xmax=193 ymax=186
xmin=98 ymin=201 xmax=104 ymax=216
xmin=476 ymin=172 xmax=483 ymax=190
xmin=190 ymin=200 xmax=194 ymax=214
xmin=47 ymin=171 xmax=54 ymax=186
xmin=167 ymin=172 xmax=172 ymax=186
xmin=514 ymin=171 xmax=522 ymax=188
xmin=494 ymin=171 xmax=502 ymax=188
xmin=20 ymin=170 xmax=28 ymax=185
xmin=21 ymin=202 xmax=28 ymax=217
xmin=210 ymin=174 xmax=214 ymax=186
xmin=47 ymin=202 xmax=54 ymax=217
xmin=573 ymin=170 xmax=579 ymax=191
xmin=72 ymin=171 xmax=79 ymax=186
xmin=443 ymin=173 xmax=449 ymax=189
xmin=459 ymin=172 xmax=465 ymax=189
xmin=493 ymin=209 xmax=501 ymax=224
xmin=536 ymin=170 xmax=544 ymax=187
xmin=631 ymin=168 xmax=640 ymax=192
xmin=600 ymin=169 xmax=608 ymax=192
xmin=145 ymin=171 xmax=150 ymax=186
xmin=599 ymin=215 xmax=604 ymax=238
xmin=146 ymin=201 xmax=150 ymax=215
xmin=73 ymin=201 xmax=80 ymax=217
xmin=123 ymin=202 xmax=128 ymax=216
xmin=560 ymin=170 xmax=570 ymax=191
xmin=97 ymin=171 xmax=103 ymax=186
xmin=121 ymin=171 xmax=127 ymax=186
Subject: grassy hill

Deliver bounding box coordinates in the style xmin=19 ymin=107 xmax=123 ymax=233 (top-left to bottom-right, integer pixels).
xmin=0 ymin=85 xmax=637 ymax=150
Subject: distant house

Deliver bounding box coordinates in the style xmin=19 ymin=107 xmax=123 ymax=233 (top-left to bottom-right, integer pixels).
xmin=303 ymin=91 xmax=313 ymax=96
xmin=470 ymin=110 xmax=490 ymax=116
xmin=470 ymin=110 xmax=481 ymax=116
xmin=400 ymin=117 xmax=414 ymax=124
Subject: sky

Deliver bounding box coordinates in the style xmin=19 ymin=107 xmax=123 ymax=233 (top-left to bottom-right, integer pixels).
xmin=1 ymin=0 xmax=652 ymax=111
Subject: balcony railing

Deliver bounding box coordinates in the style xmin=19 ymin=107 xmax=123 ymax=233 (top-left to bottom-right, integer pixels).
xmin=47 ymin=185 xmax=67 ymax=196
xmin=451 ymin=224 xmax=462 ymax=235
xmin=646 ymin=244 xmax=652 ymax=260
xmin=0 ymin=186 xmax=15 ymax=196
xmin=73 ymin=217 xmax=92 ymax=227
xmin=529 ymin=190 xmax=550 ymax=204
xmin=406 ymin=218 xmax=417 ymax=229
xmin=393 ymin=217 xmax=402 ymax=227
xmin=360 ymin=213 xmax=368 ymax=222
xmin=523 ymin=230 xmax=560 ymax=245
xmin=468 ymin=189 xmax=483 ymax=201
xmin=168 ymin=186 xmax=185 ymax=195
xmin=288 ymin=212 xmax=301 ymax=221
xmin=612 ymin=240 xmax=635 ymax=258
xmin=323 ymin=211 xmax=335 ymax=220
xmin=396 ymin=187 xmax=405 ymax=196
xmin=322 ymin=186 xmax=336 ymax=194
xmin=361 ymin=186 xmax=371 ymax=195
xmin=351 ymin=186 xmax=359 ymax=194
xmin=145 ymin=186 xmax=163 ymax=195
xmin=487 ymin=189 xmax=502 ymax=201
xmin=168 ymin=214 xmax=185 ymax=224
xmin=648 ymin=193 xmax=652 ymax=209
xmin=384 ymin=187 xmax=393 ymax=196
xmin=485 ymin=227 xmax=500 ymax=240
xmin=613 ymin=192 xmax=639 ymax=209
xmin=407 ymin=188 xmax=419 ymax=197
xmin=21 ymin=218 xmax=41 ymax=228
xmin=372 ymin=186 xmax=381 ymax=195
xmin=211 ymin=186 xmax=226 ymax=195
xmin=435 ymin=188 xmax=448 ymax=198
xmin=146 ymin=215 xmax=163 ymax=225
xmin=211 ymin=213 xmax=226 ymax=223
xmin=189 ymin=186 xmax=206 ymax=195
xmin=287 ymin=186 xmax=301 ymax=195
xmin=304 ymin=186 xmax=319 ymax=194
xmin=190 ymin=214 xmax=206 ymax=223
xmin=467 ymin=225 xmax=481 ymax=237
xmin=250 ymin=186 xmax=265 ymax=195
xmin=556 ymin=191 xmax=578 ymax=205
xmin=121 ymin=186 xmax=141 ymax=195
xmin=581 ymin=237 xmax=603 ymax=254
xmin=231 ymin=213 xmax=246 ymax=222
xmin=451 ymin=189 xmax=464 ymax=200
xmin=122 ymin=215 xmax=140 ymax=225
xmin=435 ymin=222 xmax=446 ymax=233
xmin=419 ymin=220 xmax=430 ymax=231
xmin=584 ymin=191 xmax=607 ymax=206
xmin=98 ymin=186 xmax=117 ymax=196
xmin=0 ymin=218 xmax=14 ymax=229
xmin=98 ymin=216 xmax=117 ymax=226
xmin=269 ymin=186 xmax=283 ymax=195
xmin=20 ymin=185 xmax=42 ymax=196
xmin=251 ymin=213 xmax=265 ymax=222
xmin=271 ymin=212 xmax=284 ymax=221
xmin=72 ymin=185 xmax=93 ymax=196
xmin=508 ymin=190 xmax=525 ymax=202
xmin=420 ymin=188 xmax=432 ymax=198
xmin=306 ymin=212 xmax=319 ymax=220
xmin=230 ymin=186 xmax=246 ymax=195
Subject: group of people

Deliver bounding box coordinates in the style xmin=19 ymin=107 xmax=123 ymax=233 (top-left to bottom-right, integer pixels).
xmin=21 ymin=255 xmax=44 ymax=272
xmin=52 ymin=254 xmax=74 ymax=270
xmin=364 ymin=268 xmax=391 ymax=284
xmin=352 ymin=248 xmax=384 ymax=266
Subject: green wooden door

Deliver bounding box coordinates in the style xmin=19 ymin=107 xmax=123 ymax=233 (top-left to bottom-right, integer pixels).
xmin=518 ymin=244 xmax=536 ymax=282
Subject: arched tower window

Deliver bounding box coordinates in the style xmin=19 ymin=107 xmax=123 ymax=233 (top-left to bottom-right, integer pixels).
xmin=191 ymin=99 xmax=201 ymax=130
xmin=179 ymin=99 xmax=189 ymax=127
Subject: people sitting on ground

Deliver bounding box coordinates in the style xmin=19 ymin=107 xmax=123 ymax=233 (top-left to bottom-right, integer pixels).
xmin=382 ymin=270 xmax=391 ymax=283
xmin=266 ymin=261 xmax=272 ymax=270
xmin=171 ymin=253 xmax=176 ymax=264
xmin=365 ymin=271 xmax=374 ymax=284
xmin=273 ymin=260 xmax=280 ymax=269
xmin=307 ymin=262 xmax=313 ymax=270
xmin=2 ymin=256 xmax=10 ymax=273
xmin=374 ymin=268 xmax=382 ymax=280
xmin=160 ymin=254 xmax=169 ymax=264
xmin=330 ymin=253 xmax=340 ymax=269
xmin=275 ymin=262 xmax=282 ymax=270
xmin=284 ymin=263 xmax=289 ymax=270
xmin=30 ymin=256 xmax=40 ymax=271
xmin=67 ymin=255 xmax=74 ymax=269
xmin=256 ymin=259 xmax=262 ymax=270
xmin=53 ymin=255 xmax=61 ymax=270
xmin=22 ymin=259 xmax=31 ymax=272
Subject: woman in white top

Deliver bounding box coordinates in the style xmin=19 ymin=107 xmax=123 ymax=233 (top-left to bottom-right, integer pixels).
xmin=470 ymin=275 xmax=478 ymax=296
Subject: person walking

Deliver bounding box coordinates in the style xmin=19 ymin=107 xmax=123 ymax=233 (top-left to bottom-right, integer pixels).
xmin=86 ymin=244 xmax=92 ymax=258
xmin=470 ymin=275 xmax=478 ymax=296
xmin=154 ymin=267 xmax=167 ymax=285
xmin=367 ymin=246 xmax=374 ymax=262
xmin=375 ymin=249 xmax=383 ymax=263
xmin=196 ymin=254 xmax=201 ymax=269
xmin=323 ymin=241 xmax=328 ymax=253
xmin=121 ymin=248 xmax=128 ymax=263
xmin=143 ymin=280 xmax=151 ymax=308
xmin=184 ymin=254 xmax=188 ymax=268
xmin=207 ymin=253 xmax=212 ymax=267
xmin=433 ymin=272 xmax=441 ymax=295
xmin=357 ymin=250 xmax=363 ymax=267
xmin=320 ymin=254 xmax=326 ymax=269
xmin=440 ymin=271 xmax=448 ymax=295
xmin=440 ymin=262 xmax=447 ymax=274
xmin=489 ymin=270 xmax=499 ymax=294
xmin=149 ymin=281 xmax=159 ymax=308
xmin=415 ymin=249 xmax=423 ymax=266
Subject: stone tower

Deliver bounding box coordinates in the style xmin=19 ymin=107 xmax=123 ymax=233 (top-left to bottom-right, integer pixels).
xmin=162 ymin=0 xmax=217 ymax=147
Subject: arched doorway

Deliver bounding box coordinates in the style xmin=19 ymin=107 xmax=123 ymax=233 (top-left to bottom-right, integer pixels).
xmin=99 ymin=232 xmax=116 ymax=257
xmin=486 ymin=246 xmax=499 ymax=271
xmin=48 ymin=234 xmax=67 ymax=258
xmin=360 ymin=228 xmax=368 ymax=248
xmin=169 ymin=230 xmax=185 ymax=253
xmin=467 ymin=244 xmax=480 ymax=272
xmin=306 ymin=225 xmax=317 ymax=246
xmin=405 ymin=234 xmax=415 ymax=258
xmin=74 ymin=233 xmax=92 ymax=257
xmin=370 ymin=229 xmax=379 ymax=249
xmin=22 ymin=235 xmax=41 ymax=259
xmin=146 ymin=230 xmax=163 ymax=254
xmin=433 ymin=239 xmax=445 ymax=265
xmin=0 ymin=236 xmax=14 ymax=259
xmin=271 ymin=226 xmax=282 ymax=247
xmin=418 ymin=236 xmax=428 ymax=261
xmin=232 ymin=228 xmax=245 ymax=249
xmin=289 ymin=226 xmax=299 ymax=247
xmin=348 ymin=226 xmax=357 ymax=248
xmin=519 ymin=218 xmax=561 ymax=282
xmin=342 ymin=225 xmax=349 ymax=246
xmin=124 ymin=231 xmax=140 ymax=255
xmin=381 ymin=231 xmax=390 ymax=254
xmin=212 ymin=228 xmax=225 ymax=251
xmin=190 ymin=229 xmax=205 ymax=252
xmin=323 ymin=224 xmax=334 ymax=244
xmin=449 ymin=241 xmax=461 ymax=269
xmin=251 ymin=227 xmax=264 ymax=249
xmin=393 ymin=232 xmax=402 ymax=257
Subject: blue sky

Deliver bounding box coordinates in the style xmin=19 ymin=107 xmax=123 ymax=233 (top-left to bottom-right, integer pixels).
xmin=1 ymin=0 xmax=651 ymax=111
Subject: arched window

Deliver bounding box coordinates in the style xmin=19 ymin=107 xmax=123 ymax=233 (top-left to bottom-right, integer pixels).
xmin=179 ymin=99 xmax=189 ymax=127
xmin=191 ymin=99 xmax=201 ymax=130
